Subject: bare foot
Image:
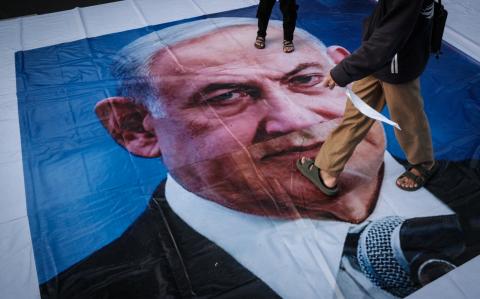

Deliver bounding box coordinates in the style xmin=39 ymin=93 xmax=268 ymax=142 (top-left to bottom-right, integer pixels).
xmin=283 ymin=40 xmax=294 ymax=53
xmin=254 ymin=36 xmax=265 ymax=49
xmin=320 ymin=170 xmax=337 ymax=188
xmin=299 ymin=157 xmax=338 ymax=188
xmin=396 ymin=162 xmax=435 ymax=190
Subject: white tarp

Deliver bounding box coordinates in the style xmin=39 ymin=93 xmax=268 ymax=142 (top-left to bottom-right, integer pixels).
xmin=0 ymin=0 xmax=479 ymax=298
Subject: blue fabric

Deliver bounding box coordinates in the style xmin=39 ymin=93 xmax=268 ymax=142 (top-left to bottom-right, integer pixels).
xmin=15 ymin=0 xmax=480 ymax=283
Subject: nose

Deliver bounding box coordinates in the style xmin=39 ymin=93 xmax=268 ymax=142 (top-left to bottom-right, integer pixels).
xmin=262 ymin=87 xmax=323 ymax=135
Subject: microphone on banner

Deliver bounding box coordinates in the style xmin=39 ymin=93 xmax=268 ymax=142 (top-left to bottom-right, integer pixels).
xmin=346 ymin=89 xmax=401 ymax=130
xmin=356 ymin=217 xmax=418 ymax=298
xmin=353 ymin=215 xmax=473 ymax=298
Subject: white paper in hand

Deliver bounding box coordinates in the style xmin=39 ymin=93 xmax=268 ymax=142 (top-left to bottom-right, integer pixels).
xmin=346 ymin=89 xmax=401 ymax=130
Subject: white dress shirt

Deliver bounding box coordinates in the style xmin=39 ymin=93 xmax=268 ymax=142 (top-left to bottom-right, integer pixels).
xmin=165 ymin=152 xmax=452 ymax=299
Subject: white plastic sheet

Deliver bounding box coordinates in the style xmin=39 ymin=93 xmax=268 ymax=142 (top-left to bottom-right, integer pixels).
xmin=0 ymin=0 xmax=479 ymax=298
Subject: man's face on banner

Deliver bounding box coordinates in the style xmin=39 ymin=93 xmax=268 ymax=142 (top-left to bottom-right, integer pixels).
xmin=97 ymin=24 xmax=385 ymax=223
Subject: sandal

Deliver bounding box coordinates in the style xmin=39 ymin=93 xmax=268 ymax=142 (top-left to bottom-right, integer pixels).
xmin=296 ymin=158 xmax=339 ymax=196
xmin=396 ymin=162 xmax=439 ymax=191
xmin=283 ymin=40 xmax=295 ymax=53
xmin=254 ymin=36 xmax=266 ymax=49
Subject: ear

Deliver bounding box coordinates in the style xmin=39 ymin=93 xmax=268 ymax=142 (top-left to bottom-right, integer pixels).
xmin=326 ymin=46 xmax=351 ymax=64
xmin=95 ymin=97 xmax=162 ymax=158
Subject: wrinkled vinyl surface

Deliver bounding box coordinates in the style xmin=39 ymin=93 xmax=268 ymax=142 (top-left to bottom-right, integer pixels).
xmin=1 ymin=0 xmax=480 ymax=298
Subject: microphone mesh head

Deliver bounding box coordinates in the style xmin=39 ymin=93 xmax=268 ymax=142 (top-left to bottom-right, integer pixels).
xmin=357 ymin=216 xmax=418 ymax=298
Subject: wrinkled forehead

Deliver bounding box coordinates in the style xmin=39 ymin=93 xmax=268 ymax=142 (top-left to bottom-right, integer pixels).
xmin=149 ymin=25 xmax=331 ymax=75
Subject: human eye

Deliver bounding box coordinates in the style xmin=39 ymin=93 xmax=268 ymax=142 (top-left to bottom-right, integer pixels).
xmin=288 ymin=73 xmax=324 ymax=88
xmin=206 ymin=90 xmax=248 ymax=103
xmin=203 ymin=87 xmax=259 ymax=106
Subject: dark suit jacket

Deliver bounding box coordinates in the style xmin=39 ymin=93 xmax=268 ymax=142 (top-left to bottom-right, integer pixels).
xmin=40 ymin=180 xmax=280 ymax=299
xmin=40 ymin=159 xmax=480 ymax=299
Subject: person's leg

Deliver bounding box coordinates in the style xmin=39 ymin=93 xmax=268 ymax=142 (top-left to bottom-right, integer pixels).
xmin=279 ymin=0 xmax=298 ymax=52
xmin=256 ymin=0 xmax=276 ymax=38
xmin=382 ymin=78 xmax=435 ymax=190
xmin=313 ymin=76 xmax=386 ymax=188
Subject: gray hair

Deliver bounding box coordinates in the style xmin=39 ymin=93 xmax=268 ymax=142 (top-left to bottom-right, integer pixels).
xmin=112 ymin=17 xmax=327 ymax=118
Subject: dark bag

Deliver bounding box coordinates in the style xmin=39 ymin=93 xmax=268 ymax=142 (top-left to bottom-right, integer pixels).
xmin=431 ymin=0 xmax=448 ymax=57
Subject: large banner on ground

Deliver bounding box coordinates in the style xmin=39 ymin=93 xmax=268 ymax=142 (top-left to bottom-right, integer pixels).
xmin=3 ymin=0 xmax=480 ymax=298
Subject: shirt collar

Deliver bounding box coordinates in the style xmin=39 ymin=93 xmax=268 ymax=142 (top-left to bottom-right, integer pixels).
xmin=165 ymin=151 xmax=451 ymax=299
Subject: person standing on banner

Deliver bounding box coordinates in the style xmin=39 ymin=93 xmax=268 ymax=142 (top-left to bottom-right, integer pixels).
xmin=254 ymin=0 xmax=298 ymax=53
xmin=297 ymin=0 xmax=438 ymax=195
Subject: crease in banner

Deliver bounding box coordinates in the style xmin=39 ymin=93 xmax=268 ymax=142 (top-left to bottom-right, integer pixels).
xmin=345 ymin=89 xmax=401 ymax=131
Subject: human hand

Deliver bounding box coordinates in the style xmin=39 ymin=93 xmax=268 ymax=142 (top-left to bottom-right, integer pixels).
xmin=322 ymin=73 xmax=337 ymax=90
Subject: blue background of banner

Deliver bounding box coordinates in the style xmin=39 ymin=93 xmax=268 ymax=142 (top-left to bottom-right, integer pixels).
xmin=15 ymin=0 xmax=480 ymax=283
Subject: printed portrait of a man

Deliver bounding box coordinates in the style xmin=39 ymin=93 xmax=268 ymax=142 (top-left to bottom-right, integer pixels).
xmin=30 ymin=17 xmax=464 ymax=299
xmin=15 ymin=11 xmax=479 ymax=299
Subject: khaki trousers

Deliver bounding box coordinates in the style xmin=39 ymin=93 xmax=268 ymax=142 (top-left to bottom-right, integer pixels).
xmin=315 ymin=75 xmax=434 ymax=175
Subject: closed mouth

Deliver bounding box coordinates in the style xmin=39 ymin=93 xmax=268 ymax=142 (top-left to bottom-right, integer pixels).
xmin=251 ymin=119 xmax=382 ymax=163
xmin=260 ymin=142 xmax=324 ymax=161
xmin=247 ymin=119 xmax=341 ymax=161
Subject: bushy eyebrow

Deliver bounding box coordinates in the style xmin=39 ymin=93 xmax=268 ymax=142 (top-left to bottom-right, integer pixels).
xmin=192 ymin=62 xmax=325 ymax=99
xmin=191 ymin=83 xmax=260 ymax=104
xmin=283 ymin=63 xmax=325 ymax=78
xmin=201 ymin=83 xmax=248 ymax=94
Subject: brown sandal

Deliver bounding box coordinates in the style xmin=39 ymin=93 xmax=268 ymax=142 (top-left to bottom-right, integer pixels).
xmin=254 ymin=36 xmax=265 ymax=49
xmin=396 ymin=162 xmax=439 ymax=191
xmin=283 ymin=40 xmax=295 ymax=53
xmin=296 ymin=158 xmax=339 ymax=196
